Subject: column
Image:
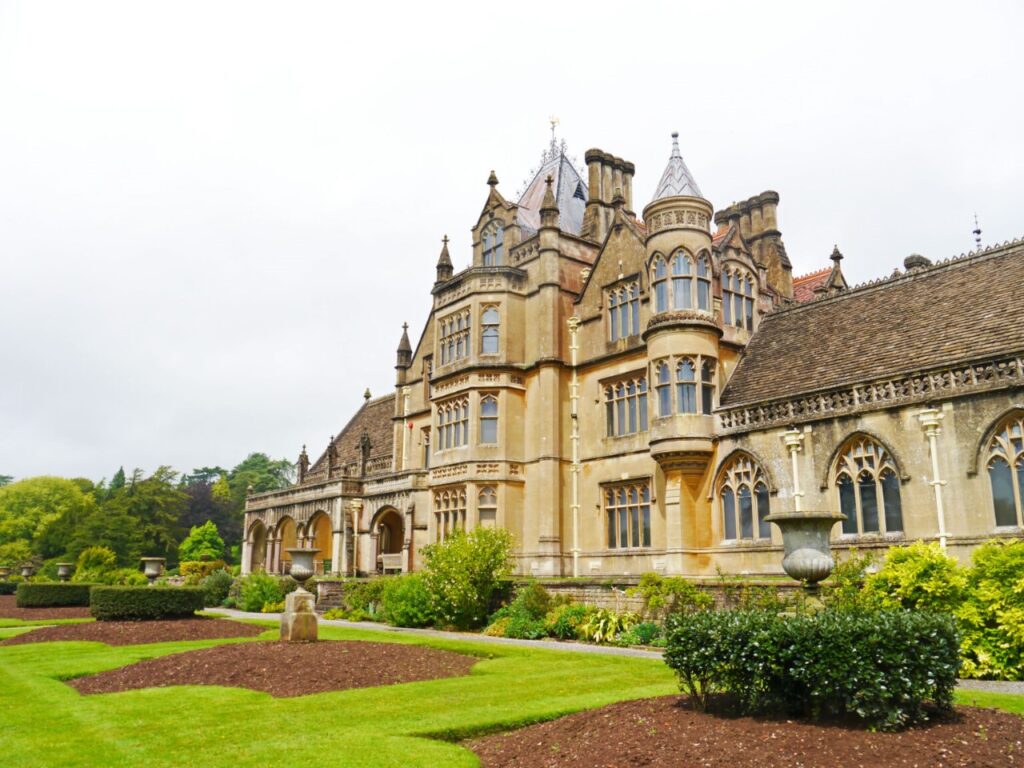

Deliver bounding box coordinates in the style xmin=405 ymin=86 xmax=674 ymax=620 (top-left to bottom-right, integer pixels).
xmin=783 ymin=427 xmax=805 ymax=512
xmin=918 ymin=407 xmax=948 ymax=549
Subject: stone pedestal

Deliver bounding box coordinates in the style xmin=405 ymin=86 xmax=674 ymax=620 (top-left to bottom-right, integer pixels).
xmin=280 ymin=588 xmax=318 ymax=642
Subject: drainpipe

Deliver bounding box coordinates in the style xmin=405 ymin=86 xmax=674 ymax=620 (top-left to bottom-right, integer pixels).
xmin=917 ymin=407 xmax=948 ymax=549
xmin=783 ymin=427 xmax=805 ymax=512
xmin=401 ymin=386 xmax=411 ymax=471
xmin=349 ymin=500 xmax=361 ymax=577
xmin=568 ymin=316 xmax=582 ymax=578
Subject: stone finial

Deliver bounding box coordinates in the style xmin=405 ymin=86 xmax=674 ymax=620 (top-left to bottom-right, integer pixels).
xmin=540 ymin=174 xmax=557 ymax=211
xmin=436 ymin=234 xmax=453 ymax=281
xmin=904 ymin=253 xmax=931 ymax=271
xmin=830 ymin=245 xmax=843 ymax=264
xmin=487 ymin=170 xmax=499 ymax=187
xmin=363 ymin=388 xmax=371 ymax=401
xmin=824 ymin=245 xmax=848 ymax=293
xmin=396 ymin=322 xmax=412 ymax=369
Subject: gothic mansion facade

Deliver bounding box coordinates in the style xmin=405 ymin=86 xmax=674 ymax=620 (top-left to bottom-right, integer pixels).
xmin=242 ymin=135 xmax=1024 ymax=579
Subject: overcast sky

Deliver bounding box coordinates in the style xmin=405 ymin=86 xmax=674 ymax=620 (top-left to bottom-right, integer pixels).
xmin=1 ymin=1 xmax=1021 ymax=482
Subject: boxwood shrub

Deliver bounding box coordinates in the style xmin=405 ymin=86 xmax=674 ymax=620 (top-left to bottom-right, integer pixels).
xmin=16 ymin=582 xmax=96 ymax=607
xmin=90 ymin=586 xmax=206 ymax=621
xmin=0 ymin=581 xmax=18 ymax=595
xmin=664 ymin=608 xmax=960 ymax=731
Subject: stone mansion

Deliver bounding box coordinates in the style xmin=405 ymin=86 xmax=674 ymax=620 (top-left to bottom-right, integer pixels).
xmin=242 ymin=133 xmax=1024 ymax=579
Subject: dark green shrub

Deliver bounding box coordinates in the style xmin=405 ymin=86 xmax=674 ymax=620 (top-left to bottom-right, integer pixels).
xmin=621 ymin=621 xmax=661 ymax=646
xmin=199 ymin=569 xmax=234 ymax=607
xmin=381 ymin=574 xmax=434 ymax=627
xmin=503 ymin=613 xmax=548 ymax=639
xmin=664 ymin=609 xmax=960 ymax=731
xmin=0 ymin=582 xmax=17 ymax=595
xmin=237 ymin=571 xmax=285 ymax=613
xmin=544 ymin=603 xmax=594 ymax=640
xmin=90 ymin=586 xmax=206 ymax=621
xmin=16 ymin=582 xmax=96 ymax=607
xmin=508 ymin=582 xmax=553 ymax=620
xmin=342 ymin=579 xmax=387 ymax=617
xmin=423 ymin=528 xmax=513 ymax=629
xmin=627 ymin=573 xmax=713 ymax=620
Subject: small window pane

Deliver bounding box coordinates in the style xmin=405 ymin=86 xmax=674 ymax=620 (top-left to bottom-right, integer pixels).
xmin=755 ymin=484 xmax=771 ymax=538
xmin=990 ymin=457 xmax=1017 ymax=527
xmin=722 ymin=488 xmax=737 ymax=539
xmin=607 ymin=510 xmax=616 ymax=548
xmin=859 ymin=474 xmax=879 ymax=532
xmin=738 ymin=486 xmax=753 ymax=539
xmin=881 ymin=470 xmax=903 ymax=532
xmin=839 ymin=476 xmax=857 ymax=534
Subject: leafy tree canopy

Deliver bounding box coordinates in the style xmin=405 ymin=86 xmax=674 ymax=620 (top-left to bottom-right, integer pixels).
xmin=0 ymin=475 xmax=13 ymax=487
xmin=178 ymin=520 xmax=225 ymax=562
xmin=0 ymin=477 xmax=98 ymax=553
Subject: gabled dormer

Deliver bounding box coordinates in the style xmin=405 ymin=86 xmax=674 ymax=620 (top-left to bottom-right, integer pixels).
xmin=470 ymin=171 xmax=524 ymax=268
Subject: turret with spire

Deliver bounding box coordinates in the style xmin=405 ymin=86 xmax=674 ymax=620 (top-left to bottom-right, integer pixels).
xmin=395 ymin=322 xmax=412 ymax=385
xmin=436 ymin=235 xmax=453 ymax=282
xmin=297 ymin=445 xmax=309 ymax=484
xmin=815 ymin=245 xmax=849 ymax=296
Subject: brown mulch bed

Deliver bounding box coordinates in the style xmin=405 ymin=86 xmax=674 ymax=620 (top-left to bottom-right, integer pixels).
xmin=0 ymin=594 xmax=92 ymax=620
xmin=69 ymin=640 xmax=478 ymax=697
xmin=468 ymin=696 xmax=1024 ymax=768
xmin=0 ymin=617 xmax=265 ymax=646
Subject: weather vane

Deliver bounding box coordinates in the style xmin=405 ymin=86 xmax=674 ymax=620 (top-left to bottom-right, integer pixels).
xmin=549 ymin=115 xmax=559 ymax=143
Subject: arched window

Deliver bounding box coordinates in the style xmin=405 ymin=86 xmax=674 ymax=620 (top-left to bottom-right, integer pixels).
xmin=700 ymin=359 xmax=715 ymax=415
xmin=608 ymin=292 xmax=619 ymax=341
xmin=696 ymin=255 xmax=711 ymax=311
xmin=604 ymin=375 xmax=648 ymax=436
xmin=481 ymin=306 xmax=500 ymax=354
xmin=604 ymin=482 xmax=651 ymax=548
xmin=482 ymin=222 xmax=504 ymax=266
xmin=439 ymin=310 xmax=471 ymax=364
xmin=652 ymin=256 xmax=668 ymax=312
xmin=671 ymin=252 xmax=693 ymax=310
xmin=986 ymin=413 xmax=1024 ymax=528
xmin=478 ymin=486 xmax=497 ymax=529
xmin=722 ymin=267 xmax=756 ymax=330
xmin=655 ymin=362 xmax=672 ymax=417
xmin=676 ymin=358 xmax=697 ymax=413
xmin=436 ymin=397 xmax=469 ymax=450
xmin=434 ymin=487 xmax=468 ymax=542
xmin=719 ymin=454 xmax=771 ymax=541
xmin=607 ymin=282 xmax=640 ymax=341
xmin=834 ymin=436 xmax=903 ymax=535
xmin=479 ymin=395 xmax=498 ymax=444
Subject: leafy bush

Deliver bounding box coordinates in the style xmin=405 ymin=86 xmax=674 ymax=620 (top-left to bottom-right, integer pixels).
xmin=822 ymin=549 xmax=876 ymax=611
xmin=958 ymin=539 xmax=1024 ymax=680
xmin=322 ymin=608 xmax=347 ymax=620
xmin=627 ymin=573 xmax=713 ymax=620
xmin=261 ymin=599 xmax=284 ymax=613
xmin=237 ymin=570 xmax=286 ymax=613
xmin=423 ymin=528 xmax=513 ymax=630
xmin=177 ymin=521 xmax=225 ymax=562
xmin=508 ymin=582 xmax=553 ymax=620
xmin=381 ymin=574 xmax=434 ymax=628
xmin=483 ymin=616 xmax=510 ymax=637
xmin=199 ymin=568 xmax=234 ymax=607
xmin=72 ymin=546 xmax=118 ymax=583
xmin=503 ymin=614 xmax=548 ymax=639
xmin=578 ymin=608 xmax=639 ymax=644
xmin=90 ymin=586 xmax=206 ymax=621
xmin=16 ymin=582 xmax=96 ymax=607
xmin=664 ymin=609 xmax=960 ymax=731
xmin=616 ymin=621 xmax=662 ymax=647
xmin=342 ymin=579 xmax=387 ymax=617
xmin=863 ymin=541 xmax=966 ymax=612
xmin=0 ymin=581 xmax=17 ymax=595
xmin=180 ymin=560 xmax=228 ymax=585
xmin=544 ymin=603 xmax=595 ymax=640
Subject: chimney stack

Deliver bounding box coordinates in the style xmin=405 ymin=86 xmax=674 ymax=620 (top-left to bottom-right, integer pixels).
xmin=582 ymin=149 xmax=634 ymax=242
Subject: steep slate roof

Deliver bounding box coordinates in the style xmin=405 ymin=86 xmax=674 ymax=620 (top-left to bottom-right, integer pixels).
xmin=518 ymin=148 xmax=588 ymax=236
xmin=305 ymin=393 xmax=396 ymax=479
xmin=792 ymin=267 xmax=831 ymax=302
xmin=720 ymin=241 xmax=1024 ymax=407
xmin=651 ymin=132 xmax=703 ymax=200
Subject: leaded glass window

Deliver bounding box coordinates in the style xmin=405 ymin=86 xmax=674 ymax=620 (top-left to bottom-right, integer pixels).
xmin=834 ymin=436 xmax=903 ymax=535
xmin=719 ymin=454 xmax=771 ymax=541
xmin=481 ymin=306 xmax=500 ymax=354
xmin=482 ymin=222 xmax=504 ymax=266
xmin=987 ymin=413 xmax=1024 ymax=528
xmin=604 ymin=375 xmax=648 ymax=437
xmin=605 ymin=482 xmax=651 ymax=548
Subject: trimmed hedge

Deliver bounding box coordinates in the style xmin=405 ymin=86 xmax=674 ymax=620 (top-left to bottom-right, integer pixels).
xmin=664 ymin=608 xmax=960 ymax=731
xmin=90 ymin=586 xmax=206 ymax=621
xmin=16 ymin=582 xmax=96 ymax=607
xmin=0 ymin=581 xmax=17 ymax=595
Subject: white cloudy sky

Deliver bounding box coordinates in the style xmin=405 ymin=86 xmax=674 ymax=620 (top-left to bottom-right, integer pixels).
xmin=1 ymin=1 xmax=1021 ymax=481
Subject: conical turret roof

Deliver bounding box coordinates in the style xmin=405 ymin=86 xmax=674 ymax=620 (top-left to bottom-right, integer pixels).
xmin=652 ymin=132 xmax=703 ymax=200
xmin=517 ymin=139 xmax=588 ymax=235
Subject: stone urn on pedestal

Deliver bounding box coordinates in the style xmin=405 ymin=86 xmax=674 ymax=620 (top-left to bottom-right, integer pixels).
xmin=281 ymin=547 xmax=319 ymax=642
xmin=56 ymin=563 xmax=74 ymax=582
xmin=763 ymin=511 xmax=846 ymax=599
xmin=20 ymin=564 xmax=35 ymax=579
xmin=140 ymin=557 xmax=166 ymax=585
xmin=0 ymin=566 xmax=10 ymax=581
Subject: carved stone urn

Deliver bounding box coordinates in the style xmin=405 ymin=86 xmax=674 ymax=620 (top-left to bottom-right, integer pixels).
xmin=281 ymin=548 xmax=319 ymax=642
xmin=56 ymin=563 xmax=74 ymax=582
xmin=763 ymin=511 xmax=846 ymax=590
xmin=0 ymin=566 xmax=10 ymax=580
xmin=20 ymin=564 xmax=35 ymax=579
xmin=140 ymin=557 xmax=166 ymax=585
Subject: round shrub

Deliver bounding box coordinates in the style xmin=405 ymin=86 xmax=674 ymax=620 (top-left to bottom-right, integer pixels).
xmin=90 ymin=586 xmax=205 ymax=621
xmin=381 ymin=574 xmax=434 ymax=627
xmin=16 ymin=582 xmax=96 ymax=607
xmin=237 ymin=571 xmax=285 ymax=613
xmin=199 ymin=569 xmax=234 ymax=607
xmin=544 ymin=603 xmax=594 ymax=640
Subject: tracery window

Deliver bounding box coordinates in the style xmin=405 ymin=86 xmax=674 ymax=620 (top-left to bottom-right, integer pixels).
xmin=608 ymin=281 xmax=641 ymax=341
xmin=604 ymin=375 xmax=648 ymax=437
xmin=436 ymin=396 xmax=469 ymax=450
xmin=834 ymin=436 xmax=904 ymax=535
xmin=719 ymin=454 xmax=771 ymax=541
xmin=481 ymin=306 xmax=500 ymax=354
xmin=671 ymin=253 xmax=693 ymax=310
xmin=604 ymin=482 xmax=652 ymax=549
xmin=655 ymin=361 xmax=672 ymax=417
xmin=479 ymin=395 xmax=498 ymax=444
xmin=434 ymin=487 xmax=467 ymax=542
xmin=696 ymin=254 xmax=711 ymax=311
xmin=701 ymin=359 xmax=715 ymax=415
xmin=676 ymin=359 xmax=697 ymax=413
xmin=652 ymin=256 xmax=668 ymax=312
xmin=722 ymin=267 xmax=755 ymax=330
xmin=482 ymin=222 xmax=504 ymax=266
xmin=986 ymin=413 xmax=1024 ymax=528
xmin=478 ymin=486 xmax=497 ymax=529
xmin=439 ymin=309 xmax=471 ymax=365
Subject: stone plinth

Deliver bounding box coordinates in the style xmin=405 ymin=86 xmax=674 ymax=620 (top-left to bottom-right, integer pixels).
xmin=280 ymin=588 xmax=318 ymax=642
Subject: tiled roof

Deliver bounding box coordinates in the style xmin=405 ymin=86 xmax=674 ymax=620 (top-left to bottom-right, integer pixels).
xmin=518 ymin=151 xmax=588 ymax=236
xmin=720 ymin=240 xmax=1024 ymax=407
xmin=305 ymin=394 xmax=396 ymax=480
xmin=651 ymin=133 xmax=702 ymax=200
xmin=792 ymin=267 xmax=831 ymax=303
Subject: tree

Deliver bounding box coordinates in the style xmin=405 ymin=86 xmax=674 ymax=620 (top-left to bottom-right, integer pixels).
xmin=181 ymin=466 xmax=227 ymax=486
xmin=0 ymin=475 xmax=13 ymax=487
xmin=102 ymin=467 xmax=187 ymax=565
xmin=0 ymin=477 xmax=98 ymax=557
xmin=178 ymin=521 xmax=225 ymax=562
xmin=227 ymin=453 xmax=294 ymax=507
xmin=109 ymin=467 xmax=126 ymax=493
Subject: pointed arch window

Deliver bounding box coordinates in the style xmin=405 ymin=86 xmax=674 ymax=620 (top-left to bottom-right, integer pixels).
xmin=655 ymin=361 xmax=672 ymax=417
xmin=676 ymin=359 xmax=697 ymax=413
xmin=986 ymin=413 xmax=1024 ymax=528
xmin=833 ymin=437 xmax=903 ymax=536
xmin=482 ymin=222 xmax=504 ymax=266
xmin=481 ymin=306 xmax=500 ymax=354
xmin=723 ymin=267 xmax=756 ymax=330
xmin=604 ymin=375 xmax=648 ymax=437
xmin=652 ymin=256 xmax=668 ymax=312
xmin=608 ymin=282 xmax=641 ymax=341
xmin=701 ymin=359 xmax=715 ymax=415
xmin=434 ymin=487 xmax=467 ymax=542
xmin=696 ymin=255 xmax=711 ymax=311
xmin=604 ymin=482 xmax=651 ymax=548
xmin=671 ymin=252 xmax=693 ymax=310
xmin=719 ymin=454 xmax=771 ymax=541
xmin=480 ymin=395 xmax=498 ymax=444
xmin=439 ymin=309 xmax=470 ymax=365
xmin=478 ymin=486 xmax=497 ymax=529
xmin=436 ymin=396 xmax=469 ymax=450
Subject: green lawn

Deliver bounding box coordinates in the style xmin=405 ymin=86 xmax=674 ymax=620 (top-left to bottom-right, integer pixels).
xmin=0 ymin=621 xmax=677 ymax=768
xmin=0 ymin=617 xmax=93 ymax=628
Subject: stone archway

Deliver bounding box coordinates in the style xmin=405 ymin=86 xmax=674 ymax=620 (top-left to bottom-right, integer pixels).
xmin=307 ymin=512 xmax=332 ymax=574
xmin=276 ymin=516 xmax=297 ymax=574
xmin=373 ymin=507 xmax=404 ymax=574
xmin=248 ymin=520 xmax=268 ymax=573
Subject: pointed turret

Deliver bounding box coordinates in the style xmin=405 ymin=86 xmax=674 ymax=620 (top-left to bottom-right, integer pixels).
xmin=652 ymin=132 xmax=703 ymax=200
xmin=297 ymin=445 xmax=309 ymax=484
xmin=539 ymin=174 xmax=559 ymax=230
xmin=825 ymin=245 xmax=849 ymax=293
xmin=436 ymin=235 xmax=453 ymax=282
xmin=396 ymin=322 xmax=412 ymax=369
